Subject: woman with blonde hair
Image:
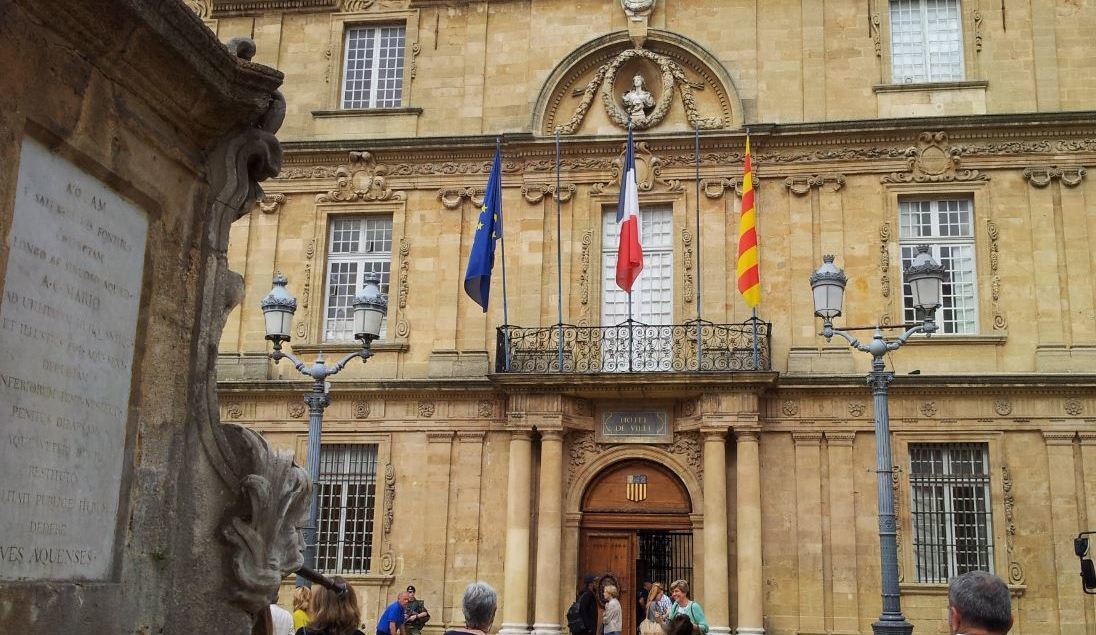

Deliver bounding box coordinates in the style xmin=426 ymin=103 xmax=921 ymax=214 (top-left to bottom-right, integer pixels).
xmin=640 ymin=582 xmax=670 ymax=635
xmin=601 ymin=584 xmax=622 ymax=635
xmin=297 ymin=577 xmax=365 ymax=635
xmin=292 ymin=587 xmax=312 ymax=632
xmin=666 ymin=580 xmax=707 ymax=635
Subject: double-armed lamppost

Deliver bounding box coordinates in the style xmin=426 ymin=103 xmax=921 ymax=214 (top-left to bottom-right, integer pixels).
xmin=809 ymin=244 xmax=946 ymax=635
xmin=261 ymin=271 xmax=388 ymax=584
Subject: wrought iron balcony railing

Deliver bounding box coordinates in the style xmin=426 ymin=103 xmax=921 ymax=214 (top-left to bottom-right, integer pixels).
xmin=495 ymin=319 xmax=772 ymax=373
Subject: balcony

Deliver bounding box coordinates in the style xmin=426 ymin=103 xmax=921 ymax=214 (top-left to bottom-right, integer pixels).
xmin=495 ymin=319 xmax=772 ymax=373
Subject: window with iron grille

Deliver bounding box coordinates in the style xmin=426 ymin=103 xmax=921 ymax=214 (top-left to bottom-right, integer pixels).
xmin=316 ymin=443 xmax=378 ymax=575
xmin=324 ymin=215 xmax=392 ymax=342
xmin=909 ymin=443 xmax=994 ymax=583
xmin=341 ymin=24 xmax=405 ymax=109
xmin=889 ymin=0 xmax=964 ymax=83
xmin=899 ymin=198 xmax=977 ymax=334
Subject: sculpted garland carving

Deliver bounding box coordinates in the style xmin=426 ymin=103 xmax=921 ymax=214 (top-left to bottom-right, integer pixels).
xmin=377 ymin=463 xmax=396 ymax=574
xmin=438 ymin=187 xmax=485 ymax=209
xmin=1002 ymin=465 xmax=1024 ymax=584
xmin=881 ymin=132 xmax=989 ymax=184
xmin=986 ymin=220 xmax=1007 ymax=330
xmin=396 ymin=238 xmax=410 ymax=337
xmin=783 ymin=173 xmax=846 ymax=196
xmin=567 ymin=431 xmax=703 ymax=486
xmin=682 ymin=228 xmax=694 ymax=304
xmin=556 ymin=47 xmax=723 ymax=134
xmin=870 ymin=8 xmax=882 ymax=57
xmin=669 ymin=431 xmax=702 ymax=480
xmin=701 ymin=177 xmax=735 ymax=199
xmin=185 ymin=0 xmax=211 ymax=18
xmin=316 ymin=151 xmax=404 ymax=202
xmin=973 ymin=8 xmax=984 ymax=52
xmin=879 ymin=222 xmax=891 ymax=298
xmin=522 ymin=182 xmax=576 ymax=204
xmin=1022 ymin=165 xmax=1087 ymax=188
xmin=579 ymin=231 xmax=592 ymax=306
xmin=257 ymin=192 xmax=285 ymax=214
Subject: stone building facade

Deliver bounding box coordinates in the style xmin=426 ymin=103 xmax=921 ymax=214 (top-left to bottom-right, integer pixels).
xmin=204 ymin=0 xmax=1096 ymax=633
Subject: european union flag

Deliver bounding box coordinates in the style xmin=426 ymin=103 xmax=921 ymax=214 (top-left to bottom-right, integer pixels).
xmin=463 ymin=148 xmax=503 ymax=311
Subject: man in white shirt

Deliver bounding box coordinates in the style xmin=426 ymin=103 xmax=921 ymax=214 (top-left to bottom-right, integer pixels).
xmin=270 ymin=603 xmax=295 ymax=635
xmin=947 ymin=571 xmax=1012 ymax=635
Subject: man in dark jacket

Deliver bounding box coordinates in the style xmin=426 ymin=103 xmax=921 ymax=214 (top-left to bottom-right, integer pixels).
xmin=578 ymin=575 xmax=598 ymax=635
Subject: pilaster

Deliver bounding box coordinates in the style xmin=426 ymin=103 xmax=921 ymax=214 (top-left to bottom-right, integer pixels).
xmin=500 ymin=431 xmax=534 ymax=635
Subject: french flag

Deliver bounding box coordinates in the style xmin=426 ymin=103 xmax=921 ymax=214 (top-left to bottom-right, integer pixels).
xmin=615 ymin=127 xmax=643 ymax=293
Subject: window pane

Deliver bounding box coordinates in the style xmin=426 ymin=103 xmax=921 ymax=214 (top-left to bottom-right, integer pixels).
xmin=315 ymin=444 xmax=378 ymax=575
xmin=910 ymin=443 xmax=993 ymax=584
xmin=899 ymin=198 xmax=977 ymax=334
xmin=890 ymin=0 xmax=964 ymax=83
xmin=324 ymin=216 xmax=393 ymax=342
xmin=342 ymin=24 xmax=405 ymax=109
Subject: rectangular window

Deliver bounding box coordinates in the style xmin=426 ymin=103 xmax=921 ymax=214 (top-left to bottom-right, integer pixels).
xmin=600 ymin=206 xmax=674 ymax=371
xmin=341 ymin=24 xmax=405 ymax=109
xmin=899 ymin=198 xmax=977 ymax=334
xmin=316 ymin=443 xmax=378 ymax=574
xmin=890 ymin=0 xmax=964 ymax=83
xmin=324 ymin=215 xmax=392 ymax=342
xmin=909 ymin=443 xmax=994 ymax=583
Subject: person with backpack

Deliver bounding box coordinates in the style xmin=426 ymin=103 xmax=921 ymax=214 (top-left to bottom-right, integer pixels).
xmin=566 ymin=575 xmax=598 ymax=635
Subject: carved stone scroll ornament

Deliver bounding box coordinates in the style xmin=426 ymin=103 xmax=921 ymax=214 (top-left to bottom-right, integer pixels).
xmin=783 ymin=173 xmax=846 ymax=196
xmin=315 ymin=151 xmax=404 ymax=203
xmin=1002 ymin=465 xmax=1024 ymax=584
xmin=522 ymin=182 xmax=576 ymax=204
xmin=682 ymin=228 xmax=694 ymax=303
xmin=1022 ymin=165 xmax=1087 ymax=188
xmin=870 ymin=10 xmax=882 ymax=57
xmin=881 ymin=132 xmax=989 ymax=184
xmin=557 ymin=47 xmax=723 ymax=134
xmin=579 ymin=231 xmax=592 ymax=307
xmin=879 ymin=222 xmax=891 ymax=298
xmin=592 ymin=141 xmax=678 ymax=194
xmin=257 ymin=192 xmax=285 ymax=214
xmin=438 ymin=187 xmax=485 ymax=209
xmin=378 ymin=463 xmax=396 ymax=574
xmin=185 ymin=0 xmax=211 ymax=18
xmin=986 ymin=220 xmax=1007 ymax=330
xmin=196 ymin=39 xmax=311 ymax=619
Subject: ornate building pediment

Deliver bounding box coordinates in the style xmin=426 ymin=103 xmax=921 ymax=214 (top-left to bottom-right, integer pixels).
xmin=534 ymin=31 xmax=741 ymax=136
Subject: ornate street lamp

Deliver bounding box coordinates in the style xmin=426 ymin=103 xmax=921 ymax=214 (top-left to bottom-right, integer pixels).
xmin=261 ymin=271 xmax=387 ymax=585
xmin=809 ymin=244 xmax=945 ymax=635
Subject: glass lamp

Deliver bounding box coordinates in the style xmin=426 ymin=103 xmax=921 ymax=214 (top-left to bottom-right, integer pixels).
xmin=260 ymin=272 xmax=297 ymax=345
xmin=809 ymin=255 xmax=848 ymax=320
xmin=353 ymin=273 xmax=388 ymax=343
xmin=904 ymin=244 xmax=946 ymax=315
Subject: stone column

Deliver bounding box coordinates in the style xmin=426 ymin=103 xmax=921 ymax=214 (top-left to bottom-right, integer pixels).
xmin=735 ymin=429 xmax=765 ymax=635
xmin=702 ymin=430 xmax=732 ymax=635
xmin=533 ymin=431 xmax=565 ymax=635
xmin=500 ymin=431 xmax=534 ymax=635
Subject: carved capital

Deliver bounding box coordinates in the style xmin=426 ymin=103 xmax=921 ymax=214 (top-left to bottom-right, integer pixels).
xmin=1043 ymin=431 xmax=1077 ymax=446
xmin=792 ymin=431 xmax=824 ymax=446
xmin=825 ymin=431 xmax=855 ymax=446
xmin=427 ymin=431 xmax=454 ymax=443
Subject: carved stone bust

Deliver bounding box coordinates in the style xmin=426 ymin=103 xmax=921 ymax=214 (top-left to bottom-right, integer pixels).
xmin=621 ymin=0 xmax=656 ymax=19
xmin=622 ymin=73 xmax=654 ymax=124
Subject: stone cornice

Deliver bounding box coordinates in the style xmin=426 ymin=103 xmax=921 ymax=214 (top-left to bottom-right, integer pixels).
xmin=217 ymin=378 xmax=494 ymax=396
xmin=773 ymin=374 xmax=1096 ymax=394
xmin=212 ymin=0 xmax=338 ymax=18
xmin=489 ymin=371 xmax=779 ymax=398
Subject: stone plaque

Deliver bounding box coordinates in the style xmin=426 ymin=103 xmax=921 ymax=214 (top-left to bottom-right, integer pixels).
xmin=0 ymin=138 xmax=148 ymax=581
xmin=597 ymin=409 xmax=672 ymax=444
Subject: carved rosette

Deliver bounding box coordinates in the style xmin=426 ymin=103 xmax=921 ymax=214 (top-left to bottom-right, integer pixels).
xmin=994 ymin=398 xmax=1012 ymax=416
xmin=848 ymin=402 xmax=866 ymax=418
xmin=986 ymin=220 xmax=1007 ymax=330
xmin=477 ymin=400 xmax=494 ymax=419
xmin=353 ymin=400 xmax=370 ymax=419
xmin=1022 ymin=165 xmax=1087 ymax=188
xmin=881 ymin=132 xmax=989 ymax=184
xmin=879 ymin=222 xmax=891 ymax=298
xmin=1065 ymin=399 xmax=1084 ymax=416
xmin=682 ymin=228 xmax=694 ymax=303
xmin=287 ymin=401 xmax=305 ymax=419
xmin=316 ymin=151 xmax=404 ymax=203
xmin=781 ymin=400 xmax=799 ymax=417
xmin=920 ymin=401 xmax=938 ymax=418
xmin=418 ymin=401 xmax=436 ymax=418
xmin=1002 ymin=465 xmax=1024 ymax=584
xmin=557 ymin=47 xmax=723 ymax=134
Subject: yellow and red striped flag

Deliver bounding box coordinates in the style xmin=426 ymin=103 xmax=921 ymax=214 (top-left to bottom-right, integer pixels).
xmin=736 ymin=135 xmax=761 ymax=308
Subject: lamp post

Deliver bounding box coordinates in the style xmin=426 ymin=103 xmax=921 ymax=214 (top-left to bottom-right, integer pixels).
xmin=261 ymin=271 xmax=388 ymax=585
xmin=809 ymin=244 xmax=945 ymax=635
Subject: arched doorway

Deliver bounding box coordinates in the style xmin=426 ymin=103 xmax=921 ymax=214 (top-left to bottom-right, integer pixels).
xmin=580 ymin=459 xmax=693 ymax=635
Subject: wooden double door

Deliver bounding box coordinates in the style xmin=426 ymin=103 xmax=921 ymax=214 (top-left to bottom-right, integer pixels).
xmin=579 ymin=459 xmax=694 ymax=635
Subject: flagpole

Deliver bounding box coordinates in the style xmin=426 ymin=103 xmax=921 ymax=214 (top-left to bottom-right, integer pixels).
xmin=626 ymin=124 xmax=634 ymax=373
xmin=497 ymin=137 xmax=512 ymax=371
xmin=694 ymin=124 xmax=703 ymax=371
xmin=555 ymin=129 xmax=565 ymax=372
xmin=747 ymin=128 xmax=759 ymax=370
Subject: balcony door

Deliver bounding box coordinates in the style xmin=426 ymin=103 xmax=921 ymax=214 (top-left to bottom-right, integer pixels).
xmin=601 ymin=206 xmax=673 ymax=371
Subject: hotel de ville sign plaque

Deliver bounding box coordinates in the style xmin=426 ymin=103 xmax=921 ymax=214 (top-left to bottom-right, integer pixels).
xmin=596 ymin=407 xmax=672 ymax=444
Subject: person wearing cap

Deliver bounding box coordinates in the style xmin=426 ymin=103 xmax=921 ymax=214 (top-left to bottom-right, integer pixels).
xmin=404 ymin=585 xmax=431 ymax=635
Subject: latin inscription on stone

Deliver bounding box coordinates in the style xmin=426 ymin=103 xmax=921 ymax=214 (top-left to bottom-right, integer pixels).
xmin=597 ymin=410 xmax=672 ymax=444
xmin=0 ymin=138 xmax=148 ymax=581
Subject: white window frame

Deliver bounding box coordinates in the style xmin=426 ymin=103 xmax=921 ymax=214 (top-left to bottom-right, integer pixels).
xmin=898 ymin=197 xmax=978 ymax=335
xmin=888 ymin=0 xmax=965 ymax=84
xmin=908 ymin=442 xmax=995 ymax=584
xmin=601 ymin=205 xmax=674 ymax=326
xmin=315 ymin=443 xmax=379 ymax=575
xmin=323 ymin=215 xmax=393 ymax=342
xmin=340 ymin=23 xmax=406 ymax=109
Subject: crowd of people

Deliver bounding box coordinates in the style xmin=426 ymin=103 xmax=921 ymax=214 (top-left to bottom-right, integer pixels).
xmin=267 ymin=568 xmax=1012 ymax=635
